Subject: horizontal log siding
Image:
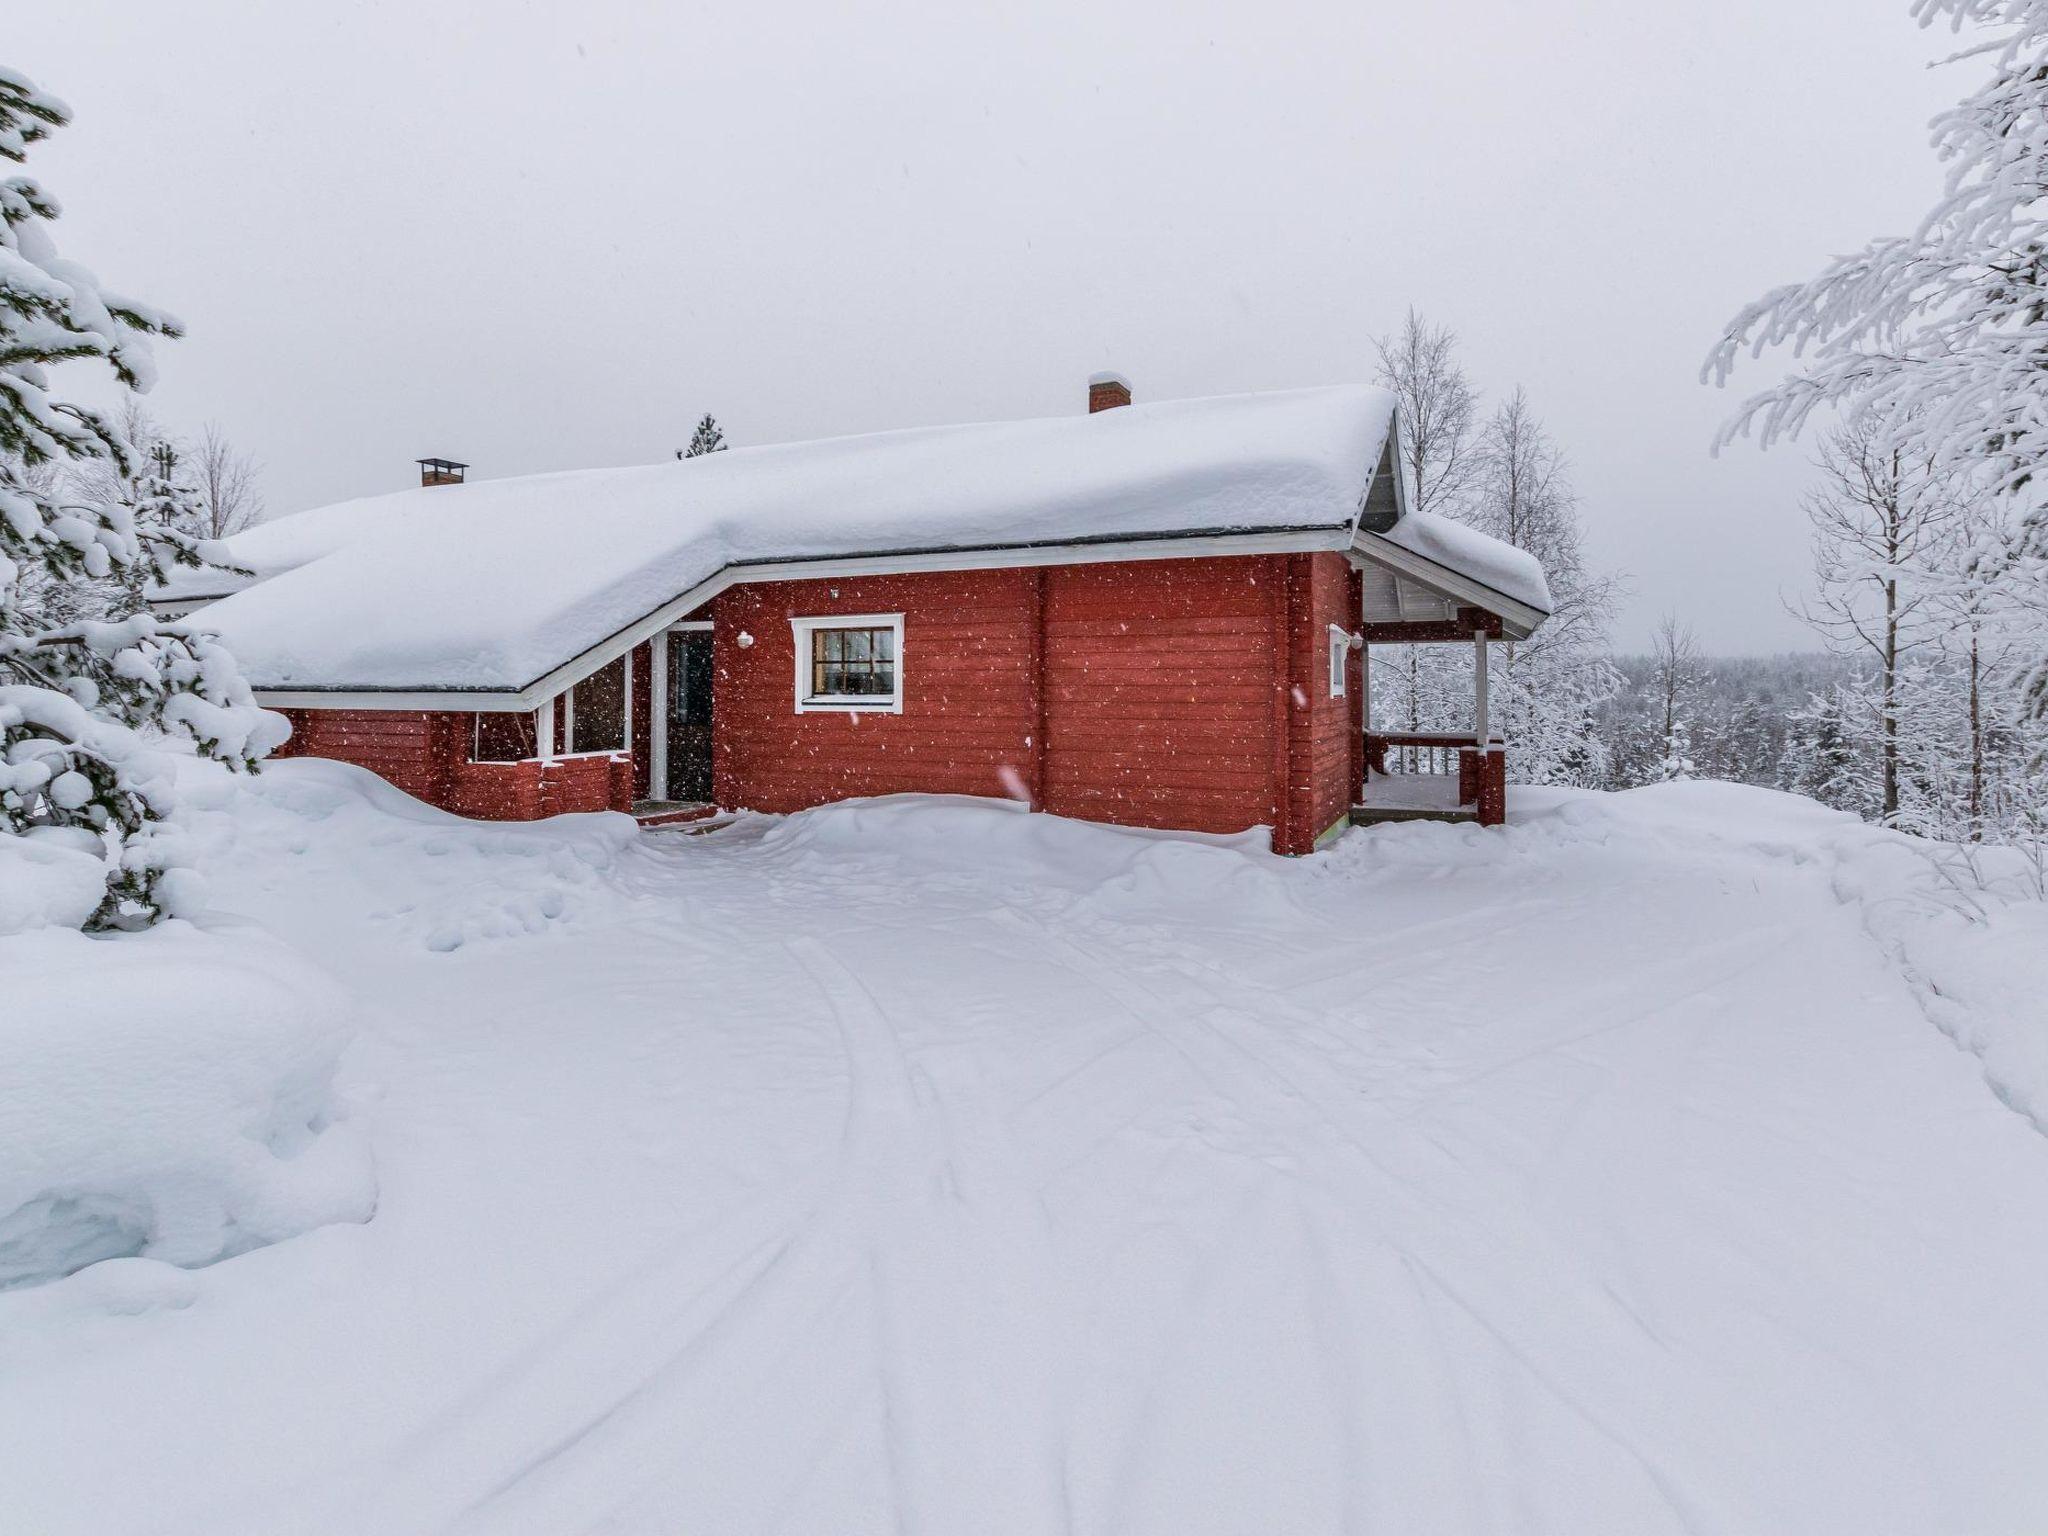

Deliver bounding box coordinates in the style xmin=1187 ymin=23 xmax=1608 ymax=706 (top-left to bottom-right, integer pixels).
xmin=1041 ymin=558 xmax=1278 ymax=835
xmin=711 ymin=570 xmax=1040 ymax=812
xmin=274 ymin=709 xmax=450 ymax=803
xmin=1285 ymin=551 xmax=1359 ymax=852
xmin=278 ymin=707 xmax=627 ymax=820
xmin=277 ymin=554 xmax=1350 ymax=851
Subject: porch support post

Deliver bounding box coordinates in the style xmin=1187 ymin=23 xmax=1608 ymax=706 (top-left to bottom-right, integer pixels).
xmin=1473 ymin=627 xmax=1489 ymax=746
xmin=614 ymin=643 xmax=630 ymax=757
xmin=537 ymin=694 xmax=556 ymax=764
xmin=649 ymin=633 xmax=669 ymax=801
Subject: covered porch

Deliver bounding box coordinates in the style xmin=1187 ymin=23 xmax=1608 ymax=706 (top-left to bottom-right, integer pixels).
xmin=1351 ymin=562 xmax=1510 ymax=828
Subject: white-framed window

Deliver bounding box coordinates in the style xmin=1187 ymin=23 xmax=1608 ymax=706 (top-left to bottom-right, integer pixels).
xmin=1328 ymin=625 xmax=1350 ymax=698
xmin=790 ymin=613 xmax=904 ymax=714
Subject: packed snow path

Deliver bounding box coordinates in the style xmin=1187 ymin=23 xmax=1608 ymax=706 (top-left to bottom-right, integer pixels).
xmin=7 ymin=766 xmax=2047 ymax=1535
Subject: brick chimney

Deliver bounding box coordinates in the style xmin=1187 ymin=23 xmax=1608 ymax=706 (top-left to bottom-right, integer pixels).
xmin=1088 ymin=372 xmax=1132 ymax=413
xmin=416 ymin=457 xmax=468 ymax=487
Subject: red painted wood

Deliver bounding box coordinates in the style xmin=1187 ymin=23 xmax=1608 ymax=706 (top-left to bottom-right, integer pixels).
xmin=276 ymin=706 xmax=626 ymax=821
xmin=713 ymin=569 xmax=1040 ymax=813
xmin=1295 ymin=550 xmax=1357 ymax=848
xmin=1347 ymin=562 xmax=1365 ymax=803
xmin=279 ymin=551 xmax=1370 ymax=853
xmin=1477 ymin=746 xmax=1507 ymax=826
xmin=1044 ymin=558 xmax=1279 ymax=836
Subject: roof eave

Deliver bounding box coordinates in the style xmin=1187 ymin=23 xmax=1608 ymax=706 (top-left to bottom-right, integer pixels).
xmin=244 ymin=522 xmax=1359 ymax=710
xmin=1347 ymin=525 xmax=1550 ymax=642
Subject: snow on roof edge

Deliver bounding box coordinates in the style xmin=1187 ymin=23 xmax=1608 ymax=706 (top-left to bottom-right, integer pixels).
xmin=192 ymin=386 xmax=1434 ymax=693
xmin=1367 ymin=510 xmax=1554 ymax=619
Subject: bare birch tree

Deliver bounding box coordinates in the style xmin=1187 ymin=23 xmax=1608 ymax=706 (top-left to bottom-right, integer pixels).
xmin=189 ymin=422 xmax=263 ymax=539
xmin=1792 ymin=421 xmax=1963 ymax=820
xmin=1373 ymin=309 xmax=1480 ymax=517
xmin=1648 ymin=616 xmax=1708 ymax=758
xmin=1369 ymin=311 xmax=1484 ymax=732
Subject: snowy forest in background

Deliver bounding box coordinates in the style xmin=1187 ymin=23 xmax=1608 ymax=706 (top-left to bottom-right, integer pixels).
xmin=1366 ymin=306 xmax=2047 ymax=866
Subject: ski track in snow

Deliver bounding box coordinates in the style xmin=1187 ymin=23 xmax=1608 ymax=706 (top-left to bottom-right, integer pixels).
xmin=6 ymin=770 xmax=2048 ymax=1536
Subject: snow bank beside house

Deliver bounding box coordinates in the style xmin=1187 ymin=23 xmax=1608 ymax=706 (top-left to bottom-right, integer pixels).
xmin=1486 ymin=780 xmax=2048 ymax=1130
xmin=174 ymin=756 xmax=642 ymax=953
xmin=0 ymin=918 xmax=374 ymax=1290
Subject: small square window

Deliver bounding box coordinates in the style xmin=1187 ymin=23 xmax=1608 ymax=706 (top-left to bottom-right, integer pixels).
xmin=1328 ymin=626 xmax=1350 ymax=698
xmin=791 ymin=614 xmax=905 ymax=713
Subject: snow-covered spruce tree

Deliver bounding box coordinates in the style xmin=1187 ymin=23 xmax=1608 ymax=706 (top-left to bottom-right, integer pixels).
xmin=679 ymin=413 xmax=726 ymax=459
xmin=1704 ymin=0 xmax=2048 ymax=724
xmin=119 ymin=444 xmax=207 ymax=613
xmin=1784 ymin=683 xmax=1880 ymax=816
xmin=1656 ymin=716 xmax=1698 ymax=783
xmin=1 ymin=67 xmax=283 ymax=929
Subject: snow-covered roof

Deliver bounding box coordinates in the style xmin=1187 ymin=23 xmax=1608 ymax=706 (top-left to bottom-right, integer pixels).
xmin=1375 ymin=510 xmax=1552 ymax=615
xmin=178 ymin=385 xmax=1544 ymax=698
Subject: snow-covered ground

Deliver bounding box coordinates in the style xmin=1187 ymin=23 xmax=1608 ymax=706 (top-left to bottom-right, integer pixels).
xmin=6 ymin=761 xmax=2048 ymax=1535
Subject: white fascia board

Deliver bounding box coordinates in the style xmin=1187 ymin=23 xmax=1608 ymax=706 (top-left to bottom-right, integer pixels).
xmin=1347 ymin=528 xmax=1546 ymax=641
xmin=252 ymin=526 xmax=1351 ymax=711
xmin=1389 ymin=418 xmax=1412 ymax=522
xmin=1341 ymin=404 xmax=1404 ymax=540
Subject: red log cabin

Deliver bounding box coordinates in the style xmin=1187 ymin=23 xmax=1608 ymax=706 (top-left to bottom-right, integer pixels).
xmin=154 ymin=379 xmax=1551 ymax=854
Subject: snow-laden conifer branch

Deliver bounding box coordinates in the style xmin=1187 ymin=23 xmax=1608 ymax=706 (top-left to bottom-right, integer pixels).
xmin=1 ymin=66 xmax=280 ymax=929
xmin=1707 ymin=0 xmax=2048 ymax=725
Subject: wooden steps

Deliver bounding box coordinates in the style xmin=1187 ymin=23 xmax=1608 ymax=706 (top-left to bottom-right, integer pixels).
xmin=1350 ymin=802 xmax=1478 ymax=826
xmin=632 ymin=800 xmax=722 ymax=830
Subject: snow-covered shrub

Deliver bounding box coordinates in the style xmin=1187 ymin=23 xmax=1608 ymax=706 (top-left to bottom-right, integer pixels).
xmin=1 ymin=67 xmax=285 ymax=929
xmin=0 ymin=920 xmax=374 ymax=1290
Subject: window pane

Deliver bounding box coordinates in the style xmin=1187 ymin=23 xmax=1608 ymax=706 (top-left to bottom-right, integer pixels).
xmin=806 ymin=626 xmax=897 ymax=700
xmin=571 ymin=656 xmax=627 ymax=752
xmin=474 ymin=711 xmax=537 ymax=763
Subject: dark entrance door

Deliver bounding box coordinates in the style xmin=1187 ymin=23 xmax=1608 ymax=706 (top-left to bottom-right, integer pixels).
xmin=666 ymin=631 xmax=714 ymax=802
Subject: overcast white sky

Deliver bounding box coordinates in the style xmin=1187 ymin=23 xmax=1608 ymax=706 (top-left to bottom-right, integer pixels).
xmin=16 ymin=0 xmax=1962 ymax=651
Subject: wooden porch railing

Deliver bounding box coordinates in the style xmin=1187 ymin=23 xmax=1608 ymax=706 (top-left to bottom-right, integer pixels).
xmin=1366 ymin=730 xmax=1503 ymax=778
xmin=1364 ymin=731 xmax=1509 ymax=826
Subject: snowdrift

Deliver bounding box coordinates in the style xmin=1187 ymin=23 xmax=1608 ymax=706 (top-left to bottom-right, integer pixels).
xmin=1 ymin=919 xmax=374 ymax=1290
xmin=175 ymin=755 xmax=643 ymax=953
xmin=2 ymin=762 xmax=2046 ymax=1533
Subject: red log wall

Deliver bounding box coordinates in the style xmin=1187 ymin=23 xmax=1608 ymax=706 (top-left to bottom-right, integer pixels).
xmin=275 ymin=552 xmax=1365 ymax=852
xmin=1040 ymin=557 xmax=1278 ymax=837
xmin=711 ymin=569 xmax=1040 ymax=810
xmin=710 ymin=552 xmax=1359 ymax=851
xmin=273 ymin=708 xmax=630 ymax=820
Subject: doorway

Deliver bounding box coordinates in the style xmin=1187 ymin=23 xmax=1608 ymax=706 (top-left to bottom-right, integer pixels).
xmin=665 ymin=630 xmax=714 ymax=802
